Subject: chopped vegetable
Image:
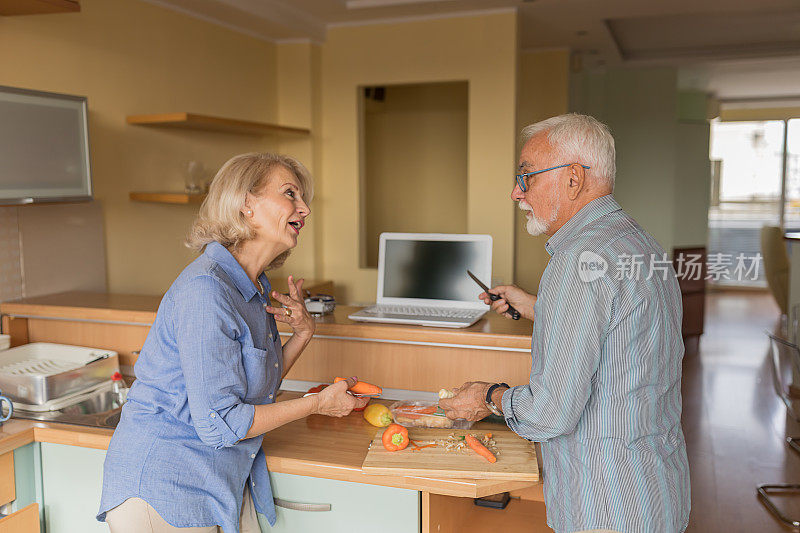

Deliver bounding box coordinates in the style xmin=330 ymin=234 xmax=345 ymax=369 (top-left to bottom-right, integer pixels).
xmin=465 ymin=434 xmax=497 ymax=463
xmin=381 ymin=423 xmax=409 ymax=452
xmin=438 ymin=388 xmax=455 ymax=399
xmin=363 ymin=403 xmax=393 ymax=427
xmin=334 ymin=377 xmax=382 ymax=396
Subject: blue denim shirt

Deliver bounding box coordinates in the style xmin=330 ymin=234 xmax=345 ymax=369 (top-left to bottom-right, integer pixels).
xmin=97 ymin=241 xmax=281 ymax=532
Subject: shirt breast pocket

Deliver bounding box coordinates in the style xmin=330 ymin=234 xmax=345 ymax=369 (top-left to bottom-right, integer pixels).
xmin=241 ymin=345 xmax=271 ymax=402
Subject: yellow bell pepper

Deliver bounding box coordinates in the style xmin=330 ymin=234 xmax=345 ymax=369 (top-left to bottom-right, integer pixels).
xmin=363 ymin=403 xmax=393 ymax=427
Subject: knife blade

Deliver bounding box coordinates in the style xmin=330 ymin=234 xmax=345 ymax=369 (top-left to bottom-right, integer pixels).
xmin=467 ymin=270 xmax=521 ymax=320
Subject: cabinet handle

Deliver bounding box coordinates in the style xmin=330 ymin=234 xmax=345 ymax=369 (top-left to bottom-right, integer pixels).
xmin=274 ymin=498 xmax=331 ymax=512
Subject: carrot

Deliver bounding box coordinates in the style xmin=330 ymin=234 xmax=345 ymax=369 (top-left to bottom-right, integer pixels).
xmin=408 ymin=438 xmax=436 ymax=452
xmin=334 ymin=377 xmax=382 ymax=396
xmin=465 ymin=434 xmax=496 ymax=463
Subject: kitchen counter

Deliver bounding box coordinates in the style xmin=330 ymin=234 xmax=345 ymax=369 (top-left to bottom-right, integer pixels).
xmin=1 ymin=291 xmax=535 ymax=392
xmin=0 ymin=399 xmax=539 ymax=499
xmin=0 ymin=291 xmax=541 ymax=499
xmin=0 ymin=290 xmax=532 ymax=349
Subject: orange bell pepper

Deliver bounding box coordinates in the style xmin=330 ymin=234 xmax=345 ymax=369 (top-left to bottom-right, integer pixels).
xmin=381 ymin=423 xmax=409 ymax=452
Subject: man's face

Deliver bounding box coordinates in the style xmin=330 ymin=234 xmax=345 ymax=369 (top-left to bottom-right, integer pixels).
xmin=512 ymin=133 xmax=564 ymax=236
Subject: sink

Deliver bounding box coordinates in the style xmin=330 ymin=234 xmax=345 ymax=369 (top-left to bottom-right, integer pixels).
xmin=103 ymin=411 xmax=121 ymax=427
xmin=11 ymin=387 xmax=123 ymax=429
xmin=58 ymin=389 xmax=119 ymax=416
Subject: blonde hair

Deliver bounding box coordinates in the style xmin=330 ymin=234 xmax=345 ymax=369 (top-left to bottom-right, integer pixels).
xmin=186 ymin=152 xmax=314 ymax=269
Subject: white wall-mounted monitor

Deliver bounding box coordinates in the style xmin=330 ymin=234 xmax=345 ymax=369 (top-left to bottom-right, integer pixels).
xmin=0 ymin=85 xmax=92 ymax=205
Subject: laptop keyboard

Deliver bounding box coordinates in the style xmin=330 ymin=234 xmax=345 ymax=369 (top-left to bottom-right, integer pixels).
xmin=360 ymin=305 xmax=483 ymax=319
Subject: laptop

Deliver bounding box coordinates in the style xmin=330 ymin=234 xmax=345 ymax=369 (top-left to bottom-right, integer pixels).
xmin=348 ymin=233 xmax=493 ymax=328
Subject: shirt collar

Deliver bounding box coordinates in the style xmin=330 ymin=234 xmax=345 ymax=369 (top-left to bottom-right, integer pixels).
xmin=545 ymin=195 xmax=622 ymax=256
xmin=204 ymin=241 xmax=271 ymax=302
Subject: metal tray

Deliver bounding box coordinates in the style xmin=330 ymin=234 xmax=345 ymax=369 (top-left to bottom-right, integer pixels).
xmin=0 ymin=343 xmax=119 ymax=405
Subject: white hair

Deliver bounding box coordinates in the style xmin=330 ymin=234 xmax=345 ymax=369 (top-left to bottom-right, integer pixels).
xmin=520 ymin=113 xmax=616 ymax=190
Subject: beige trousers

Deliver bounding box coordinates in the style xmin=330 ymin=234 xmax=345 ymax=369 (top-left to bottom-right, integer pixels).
xmin=105 ymin=485 xmax=260 ymax=533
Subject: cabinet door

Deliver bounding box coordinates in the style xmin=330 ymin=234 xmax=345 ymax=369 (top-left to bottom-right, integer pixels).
xmin=0 ymin=503 xmax=40 ymax=533
xmin=263 ymin=472 xmax=419 ymax=533
xmin=40 ymin=443 xmax=107 ymax=533
xmin=0 ymin=450 xmax=15 ymax=506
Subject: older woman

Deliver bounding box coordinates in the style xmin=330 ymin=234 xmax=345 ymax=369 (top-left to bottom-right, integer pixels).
xmin=97 ymin=153 xmax=366 ymax=532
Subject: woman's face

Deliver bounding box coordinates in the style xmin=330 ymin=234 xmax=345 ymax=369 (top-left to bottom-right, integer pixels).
xmin=245 ymin=165 xmax=310 ymax=253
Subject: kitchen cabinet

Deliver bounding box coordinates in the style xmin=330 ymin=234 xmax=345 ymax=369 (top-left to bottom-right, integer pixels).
xmin=36 ymin=443 xmax=420 ymax=533
xmin=0 ymin=503 xmax=39 ymax=532
xmin=0 ymin=445 xmax=41 ymax=533
xmin=264 ymin=472 xmax=419 ymax=533
xmin=40 ymin=443 xmax=106 ymax=533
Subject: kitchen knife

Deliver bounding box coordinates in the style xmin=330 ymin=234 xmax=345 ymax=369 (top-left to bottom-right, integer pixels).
xmin=467 ymin=270 xmax=521 ymax=320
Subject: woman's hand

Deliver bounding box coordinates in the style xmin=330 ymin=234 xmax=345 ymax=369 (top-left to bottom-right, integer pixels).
xmin=312 ymin=376 xmax=369 ymax=417
xmin=479 ymin=284 xmax=537 ymax=321
xmin=265 ymin=275 xmax=315 ymax=341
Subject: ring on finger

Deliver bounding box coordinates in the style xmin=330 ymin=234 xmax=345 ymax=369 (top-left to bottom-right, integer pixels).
xmin=285 ymin=307 xmax=293 ymax=317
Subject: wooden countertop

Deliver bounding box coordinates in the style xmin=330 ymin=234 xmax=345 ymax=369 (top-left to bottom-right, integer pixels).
xmin=0 ymin=397 xmax=539 ymax=499
xmin=0 ymin=291 xmax=533 ymax=350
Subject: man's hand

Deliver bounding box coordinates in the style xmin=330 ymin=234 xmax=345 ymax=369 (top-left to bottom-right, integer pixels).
xmin=479 ymin=284 xmax=536 ymax=321
xmin=438 ymin=381 xmax=494 ymax=422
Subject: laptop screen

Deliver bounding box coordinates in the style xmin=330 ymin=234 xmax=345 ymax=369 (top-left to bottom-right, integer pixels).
xmin=381 ymin=237 xmax=490 ymax=303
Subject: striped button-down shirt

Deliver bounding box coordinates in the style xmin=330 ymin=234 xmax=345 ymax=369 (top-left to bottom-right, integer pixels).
xmin=501 ymin=195 xmax=690 ymax=533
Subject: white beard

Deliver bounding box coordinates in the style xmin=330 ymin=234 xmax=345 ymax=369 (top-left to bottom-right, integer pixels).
xmin=519 ymin=197 xmax=560 ymax=236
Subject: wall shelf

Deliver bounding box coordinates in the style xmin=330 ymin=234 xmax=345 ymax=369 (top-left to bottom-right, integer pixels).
xmin=0 ymin=0 xmax=79 ymax=15
xmin=125 ymin=112 xmax=310 ymax=137
xmin=129 ymin=192 xmax=206 ymax=205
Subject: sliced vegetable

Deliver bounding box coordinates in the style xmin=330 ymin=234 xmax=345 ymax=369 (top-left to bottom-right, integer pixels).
xmin=334 ymin=377 xmax=383 ymax=396
xmin=381 ymin=423 xmax=409 ymax=452
xmin=305 ymin=384 xmax=328 ymax=394
xmin=363 ymin=403 xmax=393 ymax=427
xmin=465 ymin=434 xmax=497 ymax=463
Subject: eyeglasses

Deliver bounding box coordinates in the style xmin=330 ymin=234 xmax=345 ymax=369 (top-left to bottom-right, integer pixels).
xmin=515 ymin=163 xmax=591 ymax=192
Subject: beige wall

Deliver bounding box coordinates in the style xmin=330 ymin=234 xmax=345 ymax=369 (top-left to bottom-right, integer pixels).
xmin=514 ymin=49 xmax=571 ymax=294
xmin=1 ymin=5 xmax=576 ymax=302
xmin=571 ymin=67 xmax=712 ymax=255
xmin=0 ymin=0 xmax=279 ymax=295
xmin=362 ymin=82 xmax=469 ymax=268
xmin=272 ymin=42 xmax=323 ymax=286
xmin=318 ymin=12 xmax=518 ymax=303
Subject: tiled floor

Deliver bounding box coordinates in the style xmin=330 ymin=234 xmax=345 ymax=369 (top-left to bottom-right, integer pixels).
xmin=683 ymin=291 xmax=799 ymax=532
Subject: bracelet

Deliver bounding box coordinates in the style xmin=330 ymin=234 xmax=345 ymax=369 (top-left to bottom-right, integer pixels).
xmin=485 ymin=382 xmax=509 ymax=416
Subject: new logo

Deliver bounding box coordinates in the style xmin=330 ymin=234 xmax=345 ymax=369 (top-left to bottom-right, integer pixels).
xmin=578 ymin=251 xmax=607 ymax=282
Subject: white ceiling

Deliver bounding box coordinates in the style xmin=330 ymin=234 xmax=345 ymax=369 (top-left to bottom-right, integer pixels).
xmin=143 ymin=0 xmax=800 ymax=98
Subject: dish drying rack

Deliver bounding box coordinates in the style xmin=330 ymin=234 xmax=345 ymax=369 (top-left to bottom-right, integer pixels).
xmin=0 ymin=342 xmax=119 ymax=406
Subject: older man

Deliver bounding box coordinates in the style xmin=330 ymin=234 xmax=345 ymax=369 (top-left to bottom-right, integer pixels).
xmin=439 ymin=114 xmax=690 ymax=533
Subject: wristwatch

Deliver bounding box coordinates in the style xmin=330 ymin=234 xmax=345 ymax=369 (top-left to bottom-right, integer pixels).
xmin=485 ymin=382 xmax=509 ymax=416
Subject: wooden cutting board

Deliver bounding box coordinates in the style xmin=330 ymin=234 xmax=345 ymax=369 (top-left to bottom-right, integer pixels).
xmin=361 ymin=427 xmax=539 ymax=481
